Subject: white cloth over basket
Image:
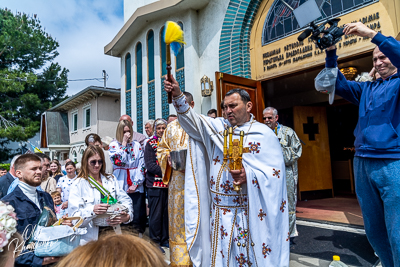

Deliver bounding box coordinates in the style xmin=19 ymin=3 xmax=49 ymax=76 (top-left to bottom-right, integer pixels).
xmin=34 ymin=225 xmax=87 ymax=241
xmin=92 ymin=203 xmax=128 ymax=227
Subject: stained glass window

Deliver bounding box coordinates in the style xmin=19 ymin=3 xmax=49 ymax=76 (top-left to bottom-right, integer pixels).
xmin=262 ymin=0 xmax=377 ymax=45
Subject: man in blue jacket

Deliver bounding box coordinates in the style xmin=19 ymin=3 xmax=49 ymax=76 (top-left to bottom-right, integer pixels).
xmin=2 ymin=154 xmax=62 ymax=266
xmin=324 ymin=22 xmax=399 ymax=266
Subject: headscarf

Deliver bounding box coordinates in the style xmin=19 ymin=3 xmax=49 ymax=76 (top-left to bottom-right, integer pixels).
xmin=153 ymin=118 xmax=167 ymax=129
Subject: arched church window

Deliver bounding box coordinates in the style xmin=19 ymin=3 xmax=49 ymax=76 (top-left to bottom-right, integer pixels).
xmin=160 ymin=26 xmax=169 ymax=120
xmin=147 ymin=30 xmax=156 ymax=120
xmin=136 ymin=42 xmax=143 ymax=133
xmin=262 ymin=0 xmax=377 ymax=45
xmin=125 ymin=53 xmax=132 ymax=116
xmin=176 ymin=22 xmax=185 ymax=92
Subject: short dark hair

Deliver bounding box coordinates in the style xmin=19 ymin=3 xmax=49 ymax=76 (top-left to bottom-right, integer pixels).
xmin=167 ymin=114 xmax=177 ymax=120
xmin=220 ymin=100 xmax=224 ymax=109
xmin=14 ymin=154 xmax=41 ymax=171
xmin=85 ymin=133 xmax=102 ymax=146
xmin=183 ymin=92 xmax=193 ymax=103
xmin=207 ymin=109 xmax=217 ymax=116
xmin=0 ymin=167 xmax=6 ymax=171
xmin=225 ymin=88 xmax=251 ymax=104
xmin=35 ymin=153 xmax=51 ymax=161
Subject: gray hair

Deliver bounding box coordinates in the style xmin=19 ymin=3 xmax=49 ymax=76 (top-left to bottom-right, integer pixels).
xmin=144 ymin=120 xmax=155 ymax=127
xmin=263 ymin=107 xmax=278 ymax=116
xmin=10 ymin=155 xmax=21 ymax=168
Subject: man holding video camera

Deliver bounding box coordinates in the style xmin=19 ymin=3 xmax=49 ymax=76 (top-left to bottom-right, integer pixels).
xmin=324 ymin=22 xmax=400 ymax=266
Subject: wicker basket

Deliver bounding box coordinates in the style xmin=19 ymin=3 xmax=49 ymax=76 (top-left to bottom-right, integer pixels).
xmin=92 ymin=203 xmax=128 ymax=227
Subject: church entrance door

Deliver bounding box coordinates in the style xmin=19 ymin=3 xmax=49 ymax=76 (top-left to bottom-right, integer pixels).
xmin=215 ymin=72 xmax=264 ymax=122
xmin=293 ymin=106 xmax=333 ymax=200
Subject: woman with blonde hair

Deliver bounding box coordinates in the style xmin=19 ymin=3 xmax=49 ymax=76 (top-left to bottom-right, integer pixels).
xmin=109 ymin=120 xmax=146 ymax=235
xmin=68 ymin=145 xmax=133 ymax=245
xmin=56 ymin=234 xmax=168 ymax=267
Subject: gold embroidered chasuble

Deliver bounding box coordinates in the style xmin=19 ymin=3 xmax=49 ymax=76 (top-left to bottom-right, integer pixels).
xmin=157 ymin=119 xmax=192 ymax=267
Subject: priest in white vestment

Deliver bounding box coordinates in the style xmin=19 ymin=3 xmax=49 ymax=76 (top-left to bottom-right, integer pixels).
xmin=164 ymin=77 xmax=290 ymax=267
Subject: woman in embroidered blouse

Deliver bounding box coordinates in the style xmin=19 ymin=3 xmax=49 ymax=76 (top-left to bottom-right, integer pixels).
xmin=144 ymin=118 xmax=169 ymax=249
xmin=109 ymin=120 xmax=146 ymax=234
xmin=56 ymin=161 xmax=77 ymax=211
xmin=68 ymin=145 xmax=133 ymax=245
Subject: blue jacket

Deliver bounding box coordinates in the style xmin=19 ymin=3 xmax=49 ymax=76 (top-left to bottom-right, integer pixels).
xmin=0 ymin=172 xmax=15 ymax=198
xmin=326 ymin=32 xmax=400 ymax=158
xmin=1 ymin=186 xmax=55 ymax=267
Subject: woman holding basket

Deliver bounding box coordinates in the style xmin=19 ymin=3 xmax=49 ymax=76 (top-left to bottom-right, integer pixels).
xmin=68 ymin=145 xmax=133 ymax=245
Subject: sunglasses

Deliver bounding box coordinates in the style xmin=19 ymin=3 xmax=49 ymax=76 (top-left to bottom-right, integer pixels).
xmin=263 ymin=117 xmax=273 ymax=120
xmin=89 ymin=160 xmax=103 ymax=166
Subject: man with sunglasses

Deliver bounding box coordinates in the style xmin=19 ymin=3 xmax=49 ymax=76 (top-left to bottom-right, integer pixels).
xmin=263 ymin=107 xmax=302 ymax=246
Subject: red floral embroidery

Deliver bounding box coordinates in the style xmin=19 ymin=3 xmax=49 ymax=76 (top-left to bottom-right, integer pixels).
xmin=235 ymin=253 xmax=248 ymax=267
xmin=273 ymin=168 xmax=280 ymax=178
xmin=258 ymin=209 xmax=266 ymax=221
xmin=220 ymin=180 xmax=233 ymax=194
xmin=280 ymin=200 xmax=287 ymax=213
xmin=262 ymin=243 xmax=272 ymax=258
xmin=220 ymin=225 xmax=228 ymax=239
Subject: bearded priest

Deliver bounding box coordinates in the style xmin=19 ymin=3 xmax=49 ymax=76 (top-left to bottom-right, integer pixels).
xmin=164 ymin=76 xmax=289 ymax=267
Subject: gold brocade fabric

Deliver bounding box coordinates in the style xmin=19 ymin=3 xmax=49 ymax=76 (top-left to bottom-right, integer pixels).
xmin=157 ymin=120 xmax=192 ymax=267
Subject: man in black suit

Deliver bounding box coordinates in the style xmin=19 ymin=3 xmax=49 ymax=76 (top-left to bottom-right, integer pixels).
xmin=0 ymin=155 xmax=20 ymax=198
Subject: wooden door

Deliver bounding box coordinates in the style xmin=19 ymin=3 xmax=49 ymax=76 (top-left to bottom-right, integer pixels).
xmin=293 ymin=106 xmax=333 ymax=200
xmin=215 ymin=72 xmax=264 ymax=122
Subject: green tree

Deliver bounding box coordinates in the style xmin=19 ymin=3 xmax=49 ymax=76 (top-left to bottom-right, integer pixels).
xmin=0 ymin=8 xmax=68 ymax=159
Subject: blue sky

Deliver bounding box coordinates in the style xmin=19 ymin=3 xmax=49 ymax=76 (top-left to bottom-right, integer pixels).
xmin=0 ymin=0 xmax=124 ymax=95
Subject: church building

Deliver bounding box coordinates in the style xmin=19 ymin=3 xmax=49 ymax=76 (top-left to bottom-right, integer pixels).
xmin=105 ymin=0 xmax=400 ymax=200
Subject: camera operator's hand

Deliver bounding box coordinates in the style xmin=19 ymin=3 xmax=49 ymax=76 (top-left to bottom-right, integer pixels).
xmin=343 ymin=22 xmax=377 ymax=39
xmin=326 ymin=45 xmax=336 ymax=51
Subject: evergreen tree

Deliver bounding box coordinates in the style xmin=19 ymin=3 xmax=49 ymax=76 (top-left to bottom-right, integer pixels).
xmin=0 ymin=8 xmax=68 ymax=159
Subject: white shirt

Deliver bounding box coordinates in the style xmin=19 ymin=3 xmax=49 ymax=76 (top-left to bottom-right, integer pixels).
xmin=68 ymin=174 xmax=133 ymax=245
xmin=56 ymin=175 xmax=77 ymax=202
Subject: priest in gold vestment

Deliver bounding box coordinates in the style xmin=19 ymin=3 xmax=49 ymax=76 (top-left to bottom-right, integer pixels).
xmin=158 ymin=92 xmax=194 ymax=267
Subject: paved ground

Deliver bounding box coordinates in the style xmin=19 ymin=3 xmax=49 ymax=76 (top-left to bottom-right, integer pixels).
xmin=290 ymin=220 xmax=380 ymax=267
xmin=156 ymin=219 xmax=380 ymax=267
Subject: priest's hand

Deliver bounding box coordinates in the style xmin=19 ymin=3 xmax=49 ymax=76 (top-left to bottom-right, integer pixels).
xmin=230 ymin=168 xmax=247 ymax=185
xmin=164 ymin=74 xmax=182 ymax=98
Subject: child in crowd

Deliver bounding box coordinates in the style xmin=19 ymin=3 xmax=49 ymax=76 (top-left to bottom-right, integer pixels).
xmin=51 ymin=191 xmax=67 ymax=219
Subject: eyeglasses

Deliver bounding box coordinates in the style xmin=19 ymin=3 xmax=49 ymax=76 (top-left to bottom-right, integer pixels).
xmin=263 ymin=117 xmax=273 ymax=120
xmin=89 ymin=160 xmax=103 ymax=166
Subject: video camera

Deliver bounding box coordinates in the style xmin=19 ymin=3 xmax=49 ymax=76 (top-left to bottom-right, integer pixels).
xmin=297 ymin=18 xmax=344 ymax=50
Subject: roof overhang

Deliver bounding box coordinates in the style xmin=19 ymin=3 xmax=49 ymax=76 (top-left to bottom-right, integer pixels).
xmin=49 ymin=86 xmax=120 ymax=112
xmin=47 ymin=145 xmax=71 ymax=150
xmin=104 ymin=0 xmax=210 ymax=57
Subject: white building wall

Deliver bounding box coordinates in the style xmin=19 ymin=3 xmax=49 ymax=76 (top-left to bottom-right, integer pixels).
xmin=123 ymin=0 xmax=159 ymax=23
xmin=120 ymin=0 xmax=230 ymax=132
xmin=69 ymin=98 xmax=98 ymax=145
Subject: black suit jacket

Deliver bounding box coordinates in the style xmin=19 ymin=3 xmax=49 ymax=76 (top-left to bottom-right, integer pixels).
xmin=0 ymin=172 xmax=15 ymax=199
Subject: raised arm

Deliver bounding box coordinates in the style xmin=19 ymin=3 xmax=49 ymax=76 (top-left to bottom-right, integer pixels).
xmin=164 ymin=75 xmax=221 ymax=144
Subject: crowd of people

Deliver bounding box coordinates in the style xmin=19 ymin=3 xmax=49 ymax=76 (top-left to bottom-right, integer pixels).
xmin=0 ymin=21 xmax=398 ymax=267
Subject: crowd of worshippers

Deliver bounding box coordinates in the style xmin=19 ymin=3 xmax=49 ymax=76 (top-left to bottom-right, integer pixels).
xmin=0 ymin=104 xmax=302 ymax=267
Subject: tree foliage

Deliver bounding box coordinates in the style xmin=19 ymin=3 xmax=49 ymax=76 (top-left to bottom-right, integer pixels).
xmin=0 ymin=8 xmax=69 ymax=158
